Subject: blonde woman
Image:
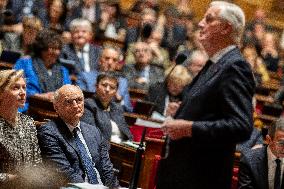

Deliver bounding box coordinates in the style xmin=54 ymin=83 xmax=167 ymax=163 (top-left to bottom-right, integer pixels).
xmin=0 ymin=69 xmax=41 ymax=183
xmin=146 ymin=65 xmax=192 ymax=116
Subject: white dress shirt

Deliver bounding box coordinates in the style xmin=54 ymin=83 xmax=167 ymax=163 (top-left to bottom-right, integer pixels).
xmin=76 ymin=44 xmax=91 ymax=72
xmin=267 ymin=146 xmax=284 ymax=189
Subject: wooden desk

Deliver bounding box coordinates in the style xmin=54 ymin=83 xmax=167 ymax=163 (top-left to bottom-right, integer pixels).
xmin=129 ymin=88 xmax=147 ymax=101
xmin=0 ymin=62 xmax=13 ymax=69
xmin=109 ymin=142 xmax=136 ymax=187
xmin=28 ymin=95 xmax=58 ymax=121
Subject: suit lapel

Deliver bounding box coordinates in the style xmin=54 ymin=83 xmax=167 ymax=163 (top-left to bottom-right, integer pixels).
xmin=69 ymin=44 xmax=84 ymax=72
xmin=89 ymin=46 xmax=100 ymax=71
xmin=255 ymin=146 xmax=269 ymax=189
xmin=56 ymin=118 xmax=80 ymax=155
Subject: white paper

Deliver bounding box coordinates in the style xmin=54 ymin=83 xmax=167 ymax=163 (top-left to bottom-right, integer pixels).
xmin=135 ymin=118 xmax=162 ymax=128
xmin=66 ymin=183 xmax=107 ymax=189
xmin=151 ymin=111 xmax=166 ymax=122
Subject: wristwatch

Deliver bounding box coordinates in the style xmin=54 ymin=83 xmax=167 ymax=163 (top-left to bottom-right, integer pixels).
xmin=0 ymin=173 xmax=8 ymax=182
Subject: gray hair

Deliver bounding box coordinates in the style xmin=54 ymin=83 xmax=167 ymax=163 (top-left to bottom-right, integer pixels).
xmin=210 ymin=1 xmax=245 ymax=44
xmin=101 ymin=45 xmax=122 ymax=59
xmin=53 ymin=84 xmax=83 ymax=103
xmin=268 ymin=117 xmax=284 ymax=139
xmin=0 ymin=69 xmax=24 ymax=92
xmin=69 ymin=18 xmax=93 ymax=32
xmin=187 ymin=50 xmax=208 ymax=66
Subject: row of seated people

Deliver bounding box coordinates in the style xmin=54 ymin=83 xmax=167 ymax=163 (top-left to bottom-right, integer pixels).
xmin=0 ymin=69 xmax=130 ymax=188
xmin=0 ymin=66 xmax=272 ymax=189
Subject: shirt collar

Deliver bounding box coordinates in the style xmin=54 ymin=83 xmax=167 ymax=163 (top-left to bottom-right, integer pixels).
xmin=210 ymin=45 xmax=236 ymax=64
xmin=75 ymin=43 xmax=90 ymax=53
xmin=268 ymin=145 xmax=278 ymax=162
xmin=66 ymin=121 xmax=81 ymax=133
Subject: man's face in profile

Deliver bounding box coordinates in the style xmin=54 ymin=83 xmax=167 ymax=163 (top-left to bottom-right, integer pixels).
xmin=269 ymin=130 xmax=284 ymax=158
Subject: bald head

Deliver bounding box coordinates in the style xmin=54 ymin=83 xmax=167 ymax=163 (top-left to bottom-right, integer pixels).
xmin=53 ymin=85 xmax=84 ymax=126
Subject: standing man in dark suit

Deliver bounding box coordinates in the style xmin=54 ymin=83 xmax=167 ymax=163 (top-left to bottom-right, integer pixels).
xmin=156 ymin=1 xmax=255 ymax=189
xmin=238 ymin=118 xmax=284 ymax=189
xmin=37 ymin=84 xmax=119 ymax=188
xmin=60 ymin=18 xmax=102 ymax=76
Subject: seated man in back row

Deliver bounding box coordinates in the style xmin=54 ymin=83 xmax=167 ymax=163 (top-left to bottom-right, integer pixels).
xmin=76 ymin=46 xmax=133 ymax=112
xmin=37 ymin=84 xmax=119 ymax=188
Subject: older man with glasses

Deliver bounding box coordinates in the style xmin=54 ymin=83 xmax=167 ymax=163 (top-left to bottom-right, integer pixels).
xmin=238 ymin=117 xmax=284 ymax=189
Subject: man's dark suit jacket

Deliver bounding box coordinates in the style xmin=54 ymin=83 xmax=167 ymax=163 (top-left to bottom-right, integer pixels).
xmin=60 ymin=44 xmax=102 ymax=75
xmin=238 ymin=145 xmax=269 ymax=189
xmin=81 ymin=97 xmax=133 ymax=141
xmin=122 ymin=63 xmax=164 ymax=91
xmin=37 ymin=118 xmax=119 ymax=188
xmin=146 ymin=82 xmax=168 ymax=115
xmin=156 ymin=48 xmax=255 ymax=189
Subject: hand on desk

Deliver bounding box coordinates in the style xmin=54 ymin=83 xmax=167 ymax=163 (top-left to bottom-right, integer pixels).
xmin=161 ymin=119 xmax=193 ymax=140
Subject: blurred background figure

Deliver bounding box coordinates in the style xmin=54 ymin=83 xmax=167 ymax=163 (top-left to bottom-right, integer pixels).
xmin=14 ymin=29 xmax=71 ymax=112
xmin=0 ymin=69 xmax=42 ymax=184
xmin=260 ymin=32 xmax=280 ymax=72
xmin=96 ymin=1 xmax=126 ymax=41
xmin=242 ymin=45 xmax=269 ymax=86
xmin=146 ymin=65 xmax=192 ymax=116
xmin=122 ymin=41 xmax=164 ymax=92
xmin=124 ymin=8 xmax=158 ymax=51
xmin=43 ymin=0 xmax=68 ymax=33
xmin=60 ymin=18 xmax=102 ymax=76
xmin=185 ymin=50 xmax=208 ymax=78
xmin=81 ymin=72 xmax=133 ymax=143
xmin=3 ymin=16 xmax=43 ymax=55
xmin=76 ymin=46 xmax=133 ymax=112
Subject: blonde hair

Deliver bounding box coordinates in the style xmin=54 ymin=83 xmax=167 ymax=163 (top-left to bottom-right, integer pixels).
xmin=0 ymin=69 xmax=24 ymax=92
xmin=22 ymin=16 xmax=43 ymax=31
xmin=166 ymin=65 xmax=192 ymax=86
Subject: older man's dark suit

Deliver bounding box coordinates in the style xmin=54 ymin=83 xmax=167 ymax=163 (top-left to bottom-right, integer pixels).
xmin=238 ymin=145 xmax=269 ymax=189
xmin=37 ymin=118 xmax=119 ymax=188
xmin=81 ymin=97 xmax=133 ymax=141
xmin=60 ymin=44 xmax=102 ymax=75
xmin=156 ymin=48 xmax=255 ymax=189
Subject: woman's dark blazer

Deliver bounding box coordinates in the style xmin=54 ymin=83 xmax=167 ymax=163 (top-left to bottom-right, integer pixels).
xmin=81 ymin=97 xmax=133 ymax=141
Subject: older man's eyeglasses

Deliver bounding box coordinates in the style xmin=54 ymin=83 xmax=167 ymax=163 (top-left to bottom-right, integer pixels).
xmin=64 ymin=97 xmax=83 ymax=105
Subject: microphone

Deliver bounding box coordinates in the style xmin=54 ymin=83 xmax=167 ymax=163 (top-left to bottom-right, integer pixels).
xmin=161 ymin=53 xmax=188 ymax=159
xmin=141 ymin=23 xmax=153 ymax=40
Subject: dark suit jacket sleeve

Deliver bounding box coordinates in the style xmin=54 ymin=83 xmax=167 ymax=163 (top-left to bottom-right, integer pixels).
xmin=76 ymin=72 xmax=88 ymax=91
xmin=192 ymin=61 xmax=254 ymax=143
xmin=37 ymin=124 xmax=84 ymax=183
xmin=81 ymin=100 xmax=96 ymax=126
xmin=98 ymin=139 xmax=119 ymax=188
xmin=238 ymin=154 xmax=255 ymax=189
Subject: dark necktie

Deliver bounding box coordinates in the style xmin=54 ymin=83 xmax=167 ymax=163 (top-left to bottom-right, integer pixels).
xmin=73 ymin=127 xmax=98 ymax=184
xmin=79 ymin=50 xmax=86 ymax=70
xmin=275 ymin=159 xmax=281 ymax=189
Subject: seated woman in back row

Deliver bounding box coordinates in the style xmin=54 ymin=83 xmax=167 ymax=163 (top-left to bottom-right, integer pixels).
xmin=146 ymin=65 xmax=192 ymax=117
xmin=81 ymin=72 xmax=133 ymax=143
xmin=14 ymin=29 xmax=71 ymax=112
xmin=0 ymin=69 xmax=41 ymax=184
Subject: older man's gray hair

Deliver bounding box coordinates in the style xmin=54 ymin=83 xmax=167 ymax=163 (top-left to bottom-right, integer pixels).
xmin=268 ymin=117 xmax=284 ymax=139
xmin=210 ymin=1 xmax=245 ymax=44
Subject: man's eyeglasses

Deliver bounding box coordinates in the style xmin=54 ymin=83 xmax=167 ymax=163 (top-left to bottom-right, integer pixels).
xmin=64 ymin=97 xmax=83 ymax=105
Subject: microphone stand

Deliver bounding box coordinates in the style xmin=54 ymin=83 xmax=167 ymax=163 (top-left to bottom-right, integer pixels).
xmin=128 ymin=53 xmax=187 ymax=188
xmin=129 ymin=127 xmax=147 ymax=189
